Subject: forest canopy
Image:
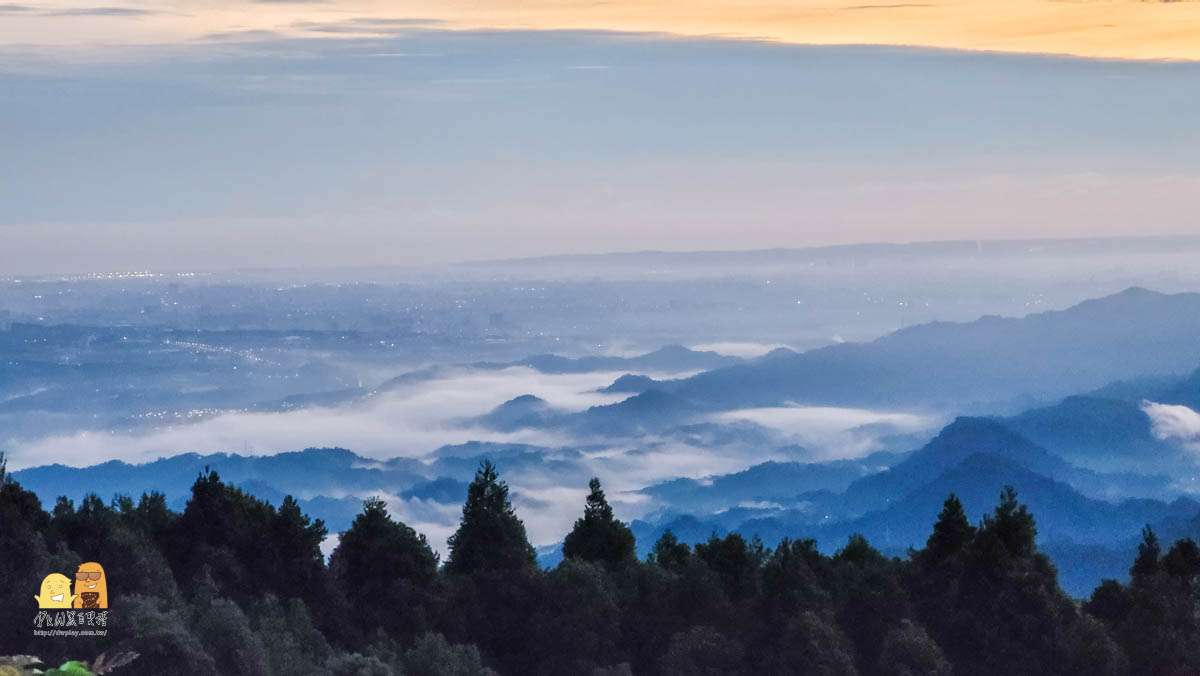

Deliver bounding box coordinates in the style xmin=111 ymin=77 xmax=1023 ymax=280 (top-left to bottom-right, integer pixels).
xmin=2 ymin=454 xmax=1197 ymax=676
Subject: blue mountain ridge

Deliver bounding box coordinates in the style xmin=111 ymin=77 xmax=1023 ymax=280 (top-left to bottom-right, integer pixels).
xmin=653 ymin=287 xmax=1200 ymax=412
xmin=16 ymin=287 xmax=1200 ymax=598
xmin=622 ymin=416 xmax=1200 ymax=596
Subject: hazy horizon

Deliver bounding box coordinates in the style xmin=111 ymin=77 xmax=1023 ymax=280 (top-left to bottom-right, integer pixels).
xmin=0 ymin=231 xmax=1195 ymax=277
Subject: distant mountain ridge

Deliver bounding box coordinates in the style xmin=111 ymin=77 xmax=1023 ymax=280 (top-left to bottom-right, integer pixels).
xmin=657 ymin=287 xmax=1200 ymax=411
xmin=456 ymin=236 xmax=1200 ymax=271
xmin=622 ymin=407 xmax=1200 ymax=595
xmin=12 ymin=447 xmax=425 ymax=508
xmin=17 ymin=286 xmax=1200 ymax=598
xmin=474 ymin=288 xmax=1200 ymax=442
xmin=474 ymin=394 xmax=558 ymax=432
xmin=839 ymin=417 xmax=1171 ymax=509
xmin=639 ymin=453 xmax=903 ymax=513
xmin=469 ymin=387 xmax=720 ymax=437
xmin=379 ymin=345 xmax=741 ymax=395
xmin=502 ymin=344 xmax=741 ymax=375
xmin=998 ymin=365 xmax=1200 ymax=472
xmin=598 ymin=374 xmax=661 ymax=394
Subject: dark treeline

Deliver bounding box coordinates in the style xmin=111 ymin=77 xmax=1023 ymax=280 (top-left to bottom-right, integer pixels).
xmin=3 ymin=456 xmax=1200 ymax=676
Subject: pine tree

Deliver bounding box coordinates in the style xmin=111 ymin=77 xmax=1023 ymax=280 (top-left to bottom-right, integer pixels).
xmin=923 ymin=493 xmax=974 ymax=563
xmin=1162 ymin=537 xmax=1200 ymax=581
xmin=271 ymin=495 xmax=328 ymax=597
xmin=1131 ymin=526 xmax=1160 ymax=583
xmin=695 ymin=533 xmax=759 ymax=600
xmin=562 ymin=478 xmax=636 ymax=568
xmin=649 ymin=531 xmax=691 ymax=572
xmin=979 ymin=485 xmax=1036 ymax=559
xmin=329 ymin=497 xmax=438 ymax=640
xmin=445 ymin=461 xmax=537 ymax=575
xmin=331 ymin=497 xmax=437 ymax=591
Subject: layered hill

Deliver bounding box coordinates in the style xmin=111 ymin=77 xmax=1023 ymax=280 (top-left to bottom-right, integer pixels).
xmin=660 ymin=287 xmax=1200 ymax=411
xmin=628 ymin=412 xmax=1200 ymax=595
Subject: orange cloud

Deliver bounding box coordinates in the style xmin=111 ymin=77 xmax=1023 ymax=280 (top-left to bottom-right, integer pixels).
xmin=4 ymin=0 xmax=1200 ymax=60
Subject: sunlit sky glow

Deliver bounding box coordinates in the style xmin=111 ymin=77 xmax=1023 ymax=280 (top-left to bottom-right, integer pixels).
xmin=5 ymin=0 xmax=1200 ymax=60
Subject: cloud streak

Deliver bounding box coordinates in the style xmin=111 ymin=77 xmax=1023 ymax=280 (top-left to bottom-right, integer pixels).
xmin=6 ymin=366 xmax=630 ymax=469
xmin=1142 ymin=400 xmax=1200 ymax=452
xmin=714 ymin=406 xmax=935 ymax=460
xmin=290 ymin=17 xmax=444 ymax=35
xmin=47 ymin=6 xmax=157 ymax=16
xmin=0 ymin=4 xmax=160 ymax=16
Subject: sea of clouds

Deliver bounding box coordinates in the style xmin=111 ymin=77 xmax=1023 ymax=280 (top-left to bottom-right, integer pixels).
xmin=8 ymin=364 xmax=936 ymax=552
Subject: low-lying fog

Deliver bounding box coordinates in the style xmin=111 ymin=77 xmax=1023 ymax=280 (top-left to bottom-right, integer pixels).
xmin=6 ymin=361 xmax=939 ymax=553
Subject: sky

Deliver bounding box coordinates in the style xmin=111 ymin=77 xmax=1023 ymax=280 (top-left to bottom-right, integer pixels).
xmin=2 ymin=2 xmax=1200 ymax=273
xmin=5 ymin=0 xmax=1200 ymax=59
